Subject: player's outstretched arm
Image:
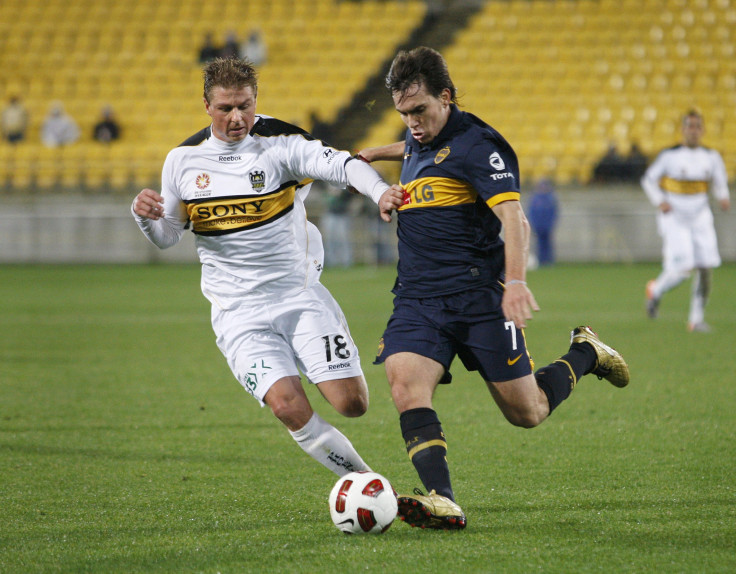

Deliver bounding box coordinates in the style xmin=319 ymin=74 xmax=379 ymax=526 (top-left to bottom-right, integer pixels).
xmin=357 ymin=141 xmax=404 ymax=163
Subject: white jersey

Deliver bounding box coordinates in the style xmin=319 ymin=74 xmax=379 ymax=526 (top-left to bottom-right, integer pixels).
xmin=133 ymin=116 xmax=387 ymax=305
xmin=641 ymin=144 xmax=730 ymax=217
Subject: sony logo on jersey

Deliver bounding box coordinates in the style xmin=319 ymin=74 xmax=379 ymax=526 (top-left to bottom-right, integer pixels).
xmin=196 ymin=200 xmax=267 ymax=219
xmin=490 ymin=172 xmax=514 ymax=180
xmin=218 ymin=155 xmax=241 ymax=162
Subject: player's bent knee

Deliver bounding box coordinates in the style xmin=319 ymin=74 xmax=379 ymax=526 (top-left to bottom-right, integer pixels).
xmin=503 ymin=408 xmax=546 ymax=429
xmin=264 ymin=386 xmax=314 ymax=430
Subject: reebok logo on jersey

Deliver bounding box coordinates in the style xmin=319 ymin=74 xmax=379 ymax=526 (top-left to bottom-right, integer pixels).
xmin=218 ymin=155 xmax=241 ymax=162
xmin=489 ymin=152 xmax=505 ymax=171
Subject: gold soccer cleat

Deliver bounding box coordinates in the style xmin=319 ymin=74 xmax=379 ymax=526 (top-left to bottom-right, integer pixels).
xmin=397 ymin=489 xmax=467 ymax=530
xmin=570 ymin=326 xmax=630 ymax=388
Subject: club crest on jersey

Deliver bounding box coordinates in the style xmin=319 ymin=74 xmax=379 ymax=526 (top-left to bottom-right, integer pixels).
xmin=489 ymin=152 xmax=505 ymax=171
xmin=435 ymin=146 xmax=451 ymax=164
xmin=195 ymin=173 xmax=211 ymax=189
xmin=249 ymin=170 xmax=266 ymax=191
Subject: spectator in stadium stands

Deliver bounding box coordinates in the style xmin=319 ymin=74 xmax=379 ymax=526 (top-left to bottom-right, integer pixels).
xmin=220 ymin=31 xmax=240 ymax=59
xmin=198 ymin=32 xmax=220 ymax=64
xmin=358 ymin=46 xmax=629 ymax=531
xmin=592 ymin=142 xmax=626 ymax=183
xmin=93 ymin=105 xmax=121 ymax=143
xmin=41 ymin=101 xmax=80 ymax=148
xmin=1 ymin=95 xmax=29 ymax=144
xmin=527 ymin=178 xmax=559 ymax=266
xmin=239 ymin=28 xmax=267 ymax=66
xmin=641 ymin=109 xmax=731 ymax=332
xmin=625 ymin=142 xmax=648 ymax=181
xmin=131 ymin=58 xmax=405 ymax=481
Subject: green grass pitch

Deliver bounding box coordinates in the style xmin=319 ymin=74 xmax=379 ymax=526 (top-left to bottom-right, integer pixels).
xmin=1 ymin=263 xmax=735 ymax=573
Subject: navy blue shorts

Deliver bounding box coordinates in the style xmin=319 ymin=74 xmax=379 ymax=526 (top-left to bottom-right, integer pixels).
xmin=374 ymin=283 xmax=534 ymax=383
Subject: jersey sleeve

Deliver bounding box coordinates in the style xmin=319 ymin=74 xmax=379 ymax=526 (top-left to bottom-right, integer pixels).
xmin=640 ymin=151 xmax=667 ymax=207
xmin=710 ymin=150 xmax=731 ymax=202
xmin=463 ymin=137 xmax=521 ymax=209
xmin=284 ymin=135 xmax=388 ymax=204
xmin=131 ymin=151 xmax=188 ymax=249
xmin=284 ymin=134 xmax=353 ymax=188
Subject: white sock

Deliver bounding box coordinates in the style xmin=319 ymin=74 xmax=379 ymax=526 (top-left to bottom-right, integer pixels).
xmin=653 ymin=268 xmax=690 ymax=298
xmin=289 ymin=412 xmax=371 ymax=477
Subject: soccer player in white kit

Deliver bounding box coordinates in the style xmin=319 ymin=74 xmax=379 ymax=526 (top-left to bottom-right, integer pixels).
xmin=641 ymin=110 xmax=731 ymax=332
xmin=132 ymin=58 xmax=404 ymax=477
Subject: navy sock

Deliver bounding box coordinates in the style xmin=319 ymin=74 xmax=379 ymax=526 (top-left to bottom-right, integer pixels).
xmin=399 ymin=407 xmax=454 ymax=501
xmin=535 ymin=343 xmax=596 ymax=413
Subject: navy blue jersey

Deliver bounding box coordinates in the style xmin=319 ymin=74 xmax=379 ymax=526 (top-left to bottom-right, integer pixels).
xmin=393 ymin=105 xmax=521 ymax=297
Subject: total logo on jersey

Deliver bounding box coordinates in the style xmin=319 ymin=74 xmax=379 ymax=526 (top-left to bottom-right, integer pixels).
xmin=489 ymin=152 xmax=505 ymax=170
xmin=488 ymin=151 xmax=514 ymax=181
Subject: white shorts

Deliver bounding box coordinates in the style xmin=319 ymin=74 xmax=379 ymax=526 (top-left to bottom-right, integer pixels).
xmin=211 ymin=282 xmax=364 ymax=406
xmin=658 ymin=207 xmax=721 ymax=272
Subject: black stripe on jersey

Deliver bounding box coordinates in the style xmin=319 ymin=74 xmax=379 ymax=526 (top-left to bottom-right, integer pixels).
xmin=178 ymin=126 xmax=211 ymax=147
xmin=251 ymin=116 xmax=316 ymax=139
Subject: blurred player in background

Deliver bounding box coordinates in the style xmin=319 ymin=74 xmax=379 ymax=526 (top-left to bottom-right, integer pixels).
xmin=641 ymin=110 xmax=731 ymax=332
xmin=132 ymin=58 xmax=404 ymax=479
xmin=358 ymin=47 xmax=629 ymax=530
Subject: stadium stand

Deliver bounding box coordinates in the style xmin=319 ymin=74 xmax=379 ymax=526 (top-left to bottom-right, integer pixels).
xmin=0 ymin=0 xmax=734 ymax=191
xmin=357 ymin=0 xmax=736 ymax=186
xmin=0 ymin=0 xmax=426 ymax=193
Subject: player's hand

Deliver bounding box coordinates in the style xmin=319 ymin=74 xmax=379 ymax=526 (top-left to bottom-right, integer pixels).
xmin=501 ymin=282 xmax=540 ymax=329
xmin=378 ymin=185 xmax=408 ymax=222
xmin=659 ymin=201 xmax=672 ymax=214
xmin=133 ymin=189 xmax=164 ymax=220
xmin=719 ymin=198 xmax=730 ymax=212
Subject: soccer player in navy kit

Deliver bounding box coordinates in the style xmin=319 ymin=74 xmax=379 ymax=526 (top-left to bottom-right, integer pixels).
xmin=359 ymin=47 xmax=630 ymax=530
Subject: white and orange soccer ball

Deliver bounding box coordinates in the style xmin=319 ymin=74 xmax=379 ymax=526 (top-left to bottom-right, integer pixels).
xmin=328 ymin=471 xmax=398 ymax=534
